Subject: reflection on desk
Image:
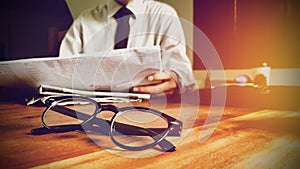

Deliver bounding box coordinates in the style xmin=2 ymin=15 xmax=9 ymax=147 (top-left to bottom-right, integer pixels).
xmin=0 ymin=99 xmax=299 ymax=169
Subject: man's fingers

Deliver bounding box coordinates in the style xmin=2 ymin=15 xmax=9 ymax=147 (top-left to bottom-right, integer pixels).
xmin=133 ymin=80 xmax=176 ymax=94
xmin=147 ymin=72 xmax=171 ymax=81
xmin=133 ymin=83 xmax=167 ymax=94
xmin=132 ymin=71 xmax=178 ymax=94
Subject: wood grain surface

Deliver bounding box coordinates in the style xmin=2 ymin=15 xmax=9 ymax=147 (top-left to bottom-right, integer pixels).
xmin=0 ymin=101 xmax=299 ymax=169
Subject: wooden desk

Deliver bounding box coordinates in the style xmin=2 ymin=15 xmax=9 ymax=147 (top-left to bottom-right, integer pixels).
xmin=0 ymin=100 xmax=299 ymax=169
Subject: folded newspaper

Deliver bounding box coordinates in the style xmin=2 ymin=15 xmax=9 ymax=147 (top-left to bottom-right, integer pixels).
xmin=26 ymin=84 xmax=150 ymax=105
xmin=0 ymin=46 xmax=161 ymax=103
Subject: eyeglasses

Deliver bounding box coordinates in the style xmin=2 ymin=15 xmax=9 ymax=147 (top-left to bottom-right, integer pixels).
xmin=31 ymin=96 xmax=182 ymax=152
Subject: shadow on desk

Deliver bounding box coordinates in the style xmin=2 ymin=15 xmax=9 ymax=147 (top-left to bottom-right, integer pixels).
xmin=0 ymin=86 xmax=39 ymax=104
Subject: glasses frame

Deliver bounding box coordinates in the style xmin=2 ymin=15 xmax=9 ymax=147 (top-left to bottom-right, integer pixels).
xmin=33 ymin=96 xmax=182 ymax=152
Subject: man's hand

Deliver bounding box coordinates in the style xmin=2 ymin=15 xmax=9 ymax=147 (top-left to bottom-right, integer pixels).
xmin=132 ymin=71 xmax=178 ymax=95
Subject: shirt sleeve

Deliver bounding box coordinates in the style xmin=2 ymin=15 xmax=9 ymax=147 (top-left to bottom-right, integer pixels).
xmin=158 ymin=8 xmax=196 ymax=92
xmin=59 ymin=16 xmax=84 ymax=57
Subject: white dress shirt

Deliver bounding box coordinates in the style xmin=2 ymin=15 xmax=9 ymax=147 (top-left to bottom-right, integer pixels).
xmin=59 ymin=0 xmax=195 ymax=90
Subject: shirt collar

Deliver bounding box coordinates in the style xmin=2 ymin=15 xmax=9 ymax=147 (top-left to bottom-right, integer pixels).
xmin=106 ymin=0 xmax=145 ymax=19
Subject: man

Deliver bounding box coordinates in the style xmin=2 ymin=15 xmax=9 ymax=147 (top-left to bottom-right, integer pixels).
xmin=59 ymin=0 xmax=195 ymax=95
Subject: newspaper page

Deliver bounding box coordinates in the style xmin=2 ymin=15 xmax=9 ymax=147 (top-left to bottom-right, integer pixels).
xmin=0 ymin=46 xmax=162 ymax=92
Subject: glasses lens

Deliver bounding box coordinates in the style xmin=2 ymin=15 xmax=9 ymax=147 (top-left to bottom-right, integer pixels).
xmin=43 ymin=98 xmax=97 ymax=127
xmin=110 ymin=107 xmax=169 ymax=150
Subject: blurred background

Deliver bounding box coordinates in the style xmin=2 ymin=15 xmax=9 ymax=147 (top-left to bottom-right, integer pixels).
xmin=0 ymin=0 xmax=299 ymax=69
xmin=0 ymin=0 xmax=299 ymax=109
xmin=193 ymin=0 xmax=300 ymax=69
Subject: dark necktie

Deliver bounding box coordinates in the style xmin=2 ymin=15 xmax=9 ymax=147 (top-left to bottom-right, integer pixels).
xmin=113 ymin=6 xmax=132 ymax=49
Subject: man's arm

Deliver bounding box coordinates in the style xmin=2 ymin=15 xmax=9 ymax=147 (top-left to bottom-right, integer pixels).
xmin=59 ymin=17 xmax=83 ymax=57
xmin=133 ymin=5 xmax=195 ymax=95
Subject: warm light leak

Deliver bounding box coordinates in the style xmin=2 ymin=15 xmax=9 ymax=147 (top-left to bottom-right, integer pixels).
xmin=193 ymin=0 xmax=300 ymax=69
xmin=234 ymin=0 xmax=237 ymax=32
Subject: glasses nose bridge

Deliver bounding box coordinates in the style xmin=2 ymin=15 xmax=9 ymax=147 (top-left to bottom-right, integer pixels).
xmin=101 ymin=104 xmax=119 ymax=113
